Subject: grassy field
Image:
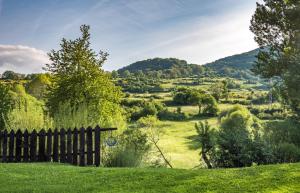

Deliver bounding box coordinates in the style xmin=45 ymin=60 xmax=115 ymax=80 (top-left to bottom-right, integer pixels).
xmin=0 ymin=163 xmax=299 ymax=193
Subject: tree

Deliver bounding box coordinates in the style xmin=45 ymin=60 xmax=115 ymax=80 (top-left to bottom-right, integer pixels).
xmin=45 ymin=25 xmax=123 ymax=127
xmin=250 ymin=0 xmax=300 ymax=114
xmin=26 ymin=74 xmax=51 ymax=99
xmin=210 ymin=80 xmax=229 ymax=101
xmin=111 ymin=70 xmax=119 ymax=79
xmin=2 ymin=71 xmax=25 ymax=80
xmin=123 ymin=70 xmax=131 ymax=78
xmin=0 ymin=83 xmax=12 ymax=129
xmin=137 ymin=116 xmax=173 ymax=168
xmin=195 ymin=121 xmax=216 ymax=168
xmin=215 ymin=105 xmax=254 ymax=167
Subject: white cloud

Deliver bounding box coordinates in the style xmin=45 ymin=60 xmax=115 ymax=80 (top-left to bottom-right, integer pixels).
xmin=108 ymin=2 xmax=258 ymax=69
xmin=0 ymin=45 xmax=50 ymax=74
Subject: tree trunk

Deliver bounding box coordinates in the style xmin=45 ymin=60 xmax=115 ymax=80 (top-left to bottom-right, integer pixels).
xmin=202 ymin=151 xmax=212 ymax=169
xmin=153 ymin=141 xmax=173 ymax=168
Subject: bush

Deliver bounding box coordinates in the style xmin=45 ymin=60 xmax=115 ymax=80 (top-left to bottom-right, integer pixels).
xmin=102 ymin=128 xmax=150 ymax=167
xmin=213 ymin=105 xmax=257 ymax=168
xmin=158 ymin=109 xmax=189 ymax=121
xmin=275 ymin=143 xmax=300 ymax=163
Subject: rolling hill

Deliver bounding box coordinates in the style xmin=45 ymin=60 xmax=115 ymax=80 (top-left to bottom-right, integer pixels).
xmin=117 ymin=48 xmax=260 ymax=79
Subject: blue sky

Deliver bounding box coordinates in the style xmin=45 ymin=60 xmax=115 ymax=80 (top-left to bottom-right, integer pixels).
xmin=0 ymin=0 xmax=259 ymax=73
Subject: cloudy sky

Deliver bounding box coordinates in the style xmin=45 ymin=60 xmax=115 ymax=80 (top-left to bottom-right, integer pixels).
xmin=0 ymin=0 xmax=259 ymax=73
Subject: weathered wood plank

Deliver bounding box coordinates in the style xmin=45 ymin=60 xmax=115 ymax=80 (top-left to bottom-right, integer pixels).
xmin=67 ymin=129 xmax=72 ymax=164
xmin=60 ymin=128 xmax=66 ymax=163
xmin=72 ymin=128 xmax=78 ymax=165
xmin=38 ymin=129 xmax=46 ymax=161
xmin=8 ymin=130 xmax=15 ymax=162
xmin=53 ymin=129 xmax=59 ymax=162
xmin=79 ymin=127 xmax=85 ymax=166
xmin=94 ymin=126 xmax=101 ymax=167
xmin=46 ymin=129 xmax=52 ymax=162
xmin=23 ymin=130 xmax=29 ymax=162
xmin=15 ymin=129 xmax=22 ymax=162
xmin=86 ymin=127 xmax=93 ymax=165
xmin=30 ymin=130 xmax=37 ymax=162
xmin=2 ymin=130 xmax=8 ymax=162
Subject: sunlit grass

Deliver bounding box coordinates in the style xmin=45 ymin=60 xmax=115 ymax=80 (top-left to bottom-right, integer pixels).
xmin=0 ymin=163 xmax=299 ymax=193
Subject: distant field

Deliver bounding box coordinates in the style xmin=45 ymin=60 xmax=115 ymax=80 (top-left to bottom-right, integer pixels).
xmin=0 ymin=163 xmax=299 ymax=193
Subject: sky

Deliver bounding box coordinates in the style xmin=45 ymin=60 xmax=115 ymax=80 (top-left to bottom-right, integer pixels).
xmin=0 ymin=0 xmax=260 ymax=74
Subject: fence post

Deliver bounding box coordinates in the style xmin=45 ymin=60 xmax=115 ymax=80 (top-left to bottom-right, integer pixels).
xmin=94 ymin=126 xmax=101 ymax=167
xmin=46 ymin=129 xmax=52 ymax=162
xmin=30 ymin=130 xmax=37 ymax=162
xmin=53 ymin=129 xmax=59 ymax=162
xmin=79 ymin=127 xmax=85 ymax=166
xmin=23 ymin=130 xmax=29 ymax=162
xmin=72 ymin=128 xmax=78 ymax=165
xmin=15 ymin=129 xmax=22 ymax=162
xmin=2 ymin=130 xmax=8 ymax=162
xmin=60 ymin=128 xmax=66 ymax=163
xmin=38 ymin=129 xmax=46 ymax=161
xmin=86 ymin=127 xmax=93 ymax=165
xmin=67 ymin=128 xmax=72 ymax=164
xmin=8 ymin=130 xmax=15 ymax=162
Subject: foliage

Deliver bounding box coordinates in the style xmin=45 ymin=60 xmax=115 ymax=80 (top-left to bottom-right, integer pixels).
xmin=137 ymin=116 xmax=173 ymax=168
xmin=45 ymin=25 xmax=124 ymax=128
xmin=1 ymin=71 xmax=25 ymax=80
xmin=4 ymin=84 xmax=51 ymax=131
xmin=102 ymin=128 xmax=150 ymax=167
xmin=173 ymin=88 xmax=218 ymax=116
xmin=195 ymin=121 xmax=216 ymax=168
xmin=205 ymin=49 xmax=260 ymax=80
xmin=209 ymin=80 xmax=229 ymax=101
xmin=214 ymin=106 xmax=254 ymax=167
xmin=250 ymin=0 xmax=300 ymax=115
xmin=0 ymin=83 xmax=13 ymax=129
xmin=26 ymin=74 xmax=51 ymax=99
xmin=118 ymin=58 xmax=206 ymax=79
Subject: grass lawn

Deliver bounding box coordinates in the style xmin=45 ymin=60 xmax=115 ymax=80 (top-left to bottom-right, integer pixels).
xmin=158 ymin=119 xmax=218 ymax=169
xmin=0 ymin=163 xmax=299 ymax=193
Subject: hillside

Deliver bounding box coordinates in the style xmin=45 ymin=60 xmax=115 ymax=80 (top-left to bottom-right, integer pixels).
xmin=0 ymin=163 xmax=299 ymax=193
xmin=117 ymin=58 xmax=205 ymax=78
xmin=205 ymin=49 xmax=259 ymax=71
xmin=117 ymin=49 xmax=260 ymax=79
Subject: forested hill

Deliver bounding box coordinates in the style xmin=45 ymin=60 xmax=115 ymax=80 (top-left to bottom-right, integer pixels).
xmin=205 ymin=48 xmax=259 ymax=71
xmin=203 ymin=48 xmax=260 ymax=79
xmin=117 ymin=58 xmax=205 ymax=78
xmin=117 ymin=48 xmax=260 ymax=79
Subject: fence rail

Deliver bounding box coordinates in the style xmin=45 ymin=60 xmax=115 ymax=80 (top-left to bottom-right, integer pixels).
xmin=0 ymin=126 xmax=117 ymax=166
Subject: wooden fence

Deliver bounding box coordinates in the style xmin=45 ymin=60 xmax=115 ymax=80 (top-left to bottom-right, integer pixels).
xmin=0 ymin=126 xmax=117 ymax=166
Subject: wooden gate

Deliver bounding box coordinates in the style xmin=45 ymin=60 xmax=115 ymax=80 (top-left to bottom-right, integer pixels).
xmin=0 ymin=126 xmax=116 ymax=166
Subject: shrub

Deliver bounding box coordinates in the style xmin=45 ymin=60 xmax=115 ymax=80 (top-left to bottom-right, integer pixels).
xmin=157 ymin=109 xmax=189 ymax=121
xmin=213 ymin=105 xmax=256 ymax=168
xmin=275 ymin=143 xmax=300 ymax=163
xmin=102 ymin=128 xmax=150 ymax=167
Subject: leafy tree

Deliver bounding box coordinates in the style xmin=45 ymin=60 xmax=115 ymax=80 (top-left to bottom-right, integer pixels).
xmin=173 ymin=88 xmax=218 ymax=116
xmin=2 ymin=71 xmax=25 ymax=80
xmin=111 ymin=70 xmax=119 ymax=79
xmin=195 ymin=121 xmax=216 ymax=168
xmin=0 ymin=83 xmax=12 ymax=129
xmin=210 ymin=81 xmax=229 ymax=101
xmin=123 ymin=70 xmax=131 ymax=78
xmin=250 ymin=0 xmax=300 ymax=114
xmin=215 ymin=105 xmax=255 ymax=167
xmin=45 ymin=25 xmax=123 ymax=127
xmin=4 ymin=84 xmax=51 ymax=131
xmin=26 ymin=74 xmax=51 ymax=99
